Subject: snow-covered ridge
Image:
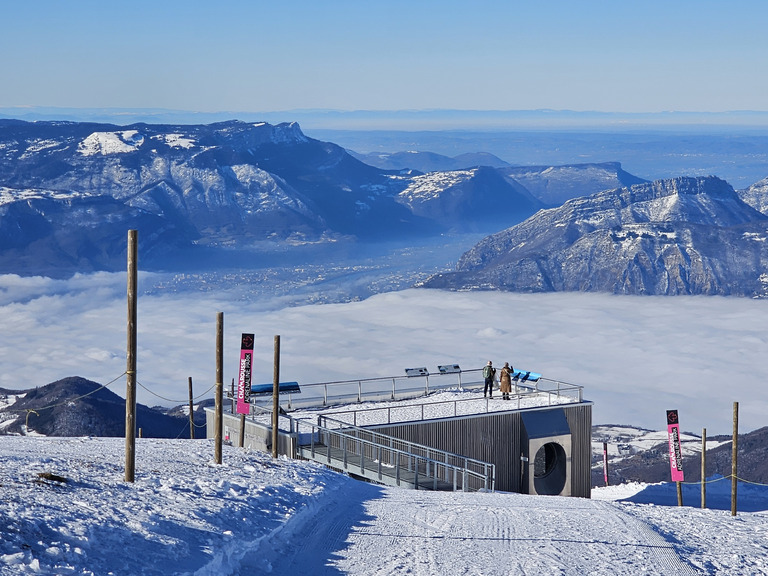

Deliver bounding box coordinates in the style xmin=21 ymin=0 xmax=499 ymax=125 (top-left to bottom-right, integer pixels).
xmin=150 ymin=133 xmax=196 ymax=149
xmin=0 ymin=186 xmax=88 ymax=206
xmin=77 ymin=130 xmax=145 ymax=156
xmin=398 ymin=169 xmax=476 ymax=202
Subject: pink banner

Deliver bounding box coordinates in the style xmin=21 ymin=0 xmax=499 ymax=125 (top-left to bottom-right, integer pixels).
xmin=666 ymin=410 xmax=685 ymax=482
xmin=236 ymin=334 xmax=254 ymax=415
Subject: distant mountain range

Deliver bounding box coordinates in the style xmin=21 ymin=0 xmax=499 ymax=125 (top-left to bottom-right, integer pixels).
xmin=422 ymin=176 xmax=768 ymax=296
xmin=3 ymin=118 xmax=768 ymax=296
xmin=0 ymin=119 xmax=646 ymax=277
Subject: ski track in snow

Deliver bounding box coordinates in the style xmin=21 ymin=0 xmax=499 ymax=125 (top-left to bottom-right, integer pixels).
xmin=256 ymin=486 xmax=701 ymax=576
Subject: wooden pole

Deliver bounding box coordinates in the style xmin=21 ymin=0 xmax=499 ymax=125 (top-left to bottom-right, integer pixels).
xmin=602 ymin=441 xmax=609 ymax=486
xmin=214 ymin=312 xmax=224 ymax=465
xmin=188 ymin=377 xmax=195 ymax=440
xmin=676 ymin=481 xmax=683 ymax=507
xmin=238 ymin=413 xmax=246 ymax=448
xmin=731 ymin=401 xmax=739 ymax=516
xmin=272 ymin=335 xmax=280 ymax=458
xmin=125 ymin=229 xmax=138 ymax=483
xmin=701 ymin=428 xmax=706 ymax=509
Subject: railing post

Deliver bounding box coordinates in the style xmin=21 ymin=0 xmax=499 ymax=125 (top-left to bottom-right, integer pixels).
xmin=425 ymin=374 xmax=429 ymax=396
xmin=396 ymin=457 xmax=401 ymax=486
xmin=324 ymin=384 xmax=328 ymax=405
xmin=463 ymin=468 xmax=468 ymax=492
xmin=310 ymin=424 xmax=316 ymax=458
xmin=378 ymin=446 xmax=383 ymax=481
xmin=392 ymin=378 xmax=396 ymax=400
xmin=358 ymin=380 xmax=362 ymax=402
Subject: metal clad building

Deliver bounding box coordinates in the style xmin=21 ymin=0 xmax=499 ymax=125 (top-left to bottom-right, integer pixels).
xmin=366 ymin=403 xmax=592 ymax=497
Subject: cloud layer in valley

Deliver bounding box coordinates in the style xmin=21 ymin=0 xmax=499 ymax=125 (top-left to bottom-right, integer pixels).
xmin=1 ymin=272 xmax=765 ymax=435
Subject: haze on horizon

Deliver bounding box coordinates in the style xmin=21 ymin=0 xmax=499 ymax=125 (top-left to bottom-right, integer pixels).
xmin=2 ymin=1 xmax=767 ymax=120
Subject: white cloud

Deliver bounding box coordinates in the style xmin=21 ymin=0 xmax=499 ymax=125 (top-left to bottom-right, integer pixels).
xmin=0 ymin=273 xmax=765 ymax=435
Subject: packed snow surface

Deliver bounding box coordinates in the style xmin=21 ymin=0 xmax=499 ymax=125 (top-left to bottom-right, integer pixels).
xmin=1 ymin=436 xmax=766 ymax=575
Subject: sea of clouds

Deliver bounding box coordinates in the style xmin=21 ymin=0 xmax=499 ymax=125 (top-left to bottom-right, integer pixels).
xmin=1 ymin=272 xmax=765 ymax=436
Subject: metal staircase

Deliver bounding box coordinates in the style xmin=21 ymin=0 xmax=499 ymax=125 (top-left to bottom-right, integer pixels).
xmin=290 ymin=414 xmax=495 ymax=492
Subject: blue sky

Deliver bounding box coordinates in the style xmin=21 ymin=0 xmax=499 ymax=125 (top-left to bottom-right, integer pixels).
xmin=2 ymin=1 xmax=767 ymax=114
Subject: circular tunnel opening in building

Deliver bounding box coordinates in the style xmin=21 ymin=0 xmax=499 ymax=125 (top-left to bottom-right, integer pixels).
xmin=533 ymin=441 xmax=567 ymax=495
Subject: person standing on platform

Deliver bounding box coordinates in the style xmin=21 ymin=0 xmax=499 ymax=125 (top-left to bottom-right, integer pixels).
xmin=483 ymin=360 xmax=496 ymax=398
xmin=500 ymin=362 xmax=513 ymax=400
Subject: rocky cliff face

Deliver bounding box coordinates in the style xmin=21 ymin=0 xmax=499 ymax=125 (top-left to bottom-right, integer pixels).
xmin=421 ymin=176 xmax=768 ymax=296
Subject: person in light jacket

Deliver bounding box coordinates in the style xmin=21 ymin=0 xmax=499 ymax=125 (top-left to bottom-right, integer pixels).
xmin=499 ymin=362 xmax=513 ymax=400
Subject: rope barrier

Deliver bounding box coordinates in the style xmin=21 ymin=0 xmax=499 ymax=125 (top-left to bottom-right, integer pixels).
xmin=136 ymin=379 xmax=216 ymax=404
xmin=679 ymin=474 xmax=768 ymax=488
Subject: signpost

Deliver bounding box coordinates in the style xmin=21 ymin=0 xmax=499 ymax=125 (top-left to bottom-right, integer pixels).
xmin=666 ymin=409 xmax=684 ymax=506
xmin=236 ymin=334 xmax=254 ymax=415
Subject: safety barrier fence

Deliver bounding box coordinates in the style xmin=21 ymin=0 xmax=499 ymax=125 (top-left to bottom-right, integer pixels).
xmin=294 ymin=414 xmax=495 ymax=492
xmin=249 ymin=368 xmax=584 ymax=412
xmin=319 ymin=378 xmax=583 ymax=427
xmin=248 ymin=404 xmax=495 ymax=491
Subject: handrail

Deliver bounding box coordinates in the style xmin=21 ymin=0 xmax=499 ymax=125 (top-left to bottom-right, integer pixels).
xmin=248 ymin=367 xmax=584 ymax=411
xmin=293 ymin=416 xmax=494 ymax=492
xmin=317 ymin=414 xmax=495 ymax=485
xmin=319 ymin=380 xmax=583 ymax=427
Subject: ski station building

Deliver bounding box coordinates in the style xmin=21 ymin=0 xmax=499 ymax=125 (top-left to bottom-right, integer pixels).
xmin=206 ymin=365 xmax=592 ymax=498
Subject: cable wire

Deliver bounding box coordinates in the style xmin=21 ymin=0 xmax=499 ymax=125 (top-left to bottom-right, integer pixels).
xmin=7 ymin=372 xmax=127 ymax=414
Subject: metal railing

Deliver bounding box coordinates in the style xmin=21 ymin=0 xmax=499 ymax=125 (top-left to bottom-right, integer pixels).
xmin=318 ymin=377 xmax=584 ymax=427
xmin=249 ymin=368 xmax=583 ymax=411
xmin=291 ymin=414 xmax=495 ymax=492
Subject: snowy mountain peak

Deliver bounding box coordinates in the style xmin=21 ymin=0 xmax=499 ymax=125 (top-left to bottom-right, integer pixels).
xmin=78 ymin=130 xmax=145 ymax=156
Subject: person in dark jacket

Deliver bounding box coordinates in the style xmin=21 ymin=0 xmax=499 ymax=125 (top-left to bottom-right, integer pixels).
xmin=483 ymin=360 xmax=496 ymax=398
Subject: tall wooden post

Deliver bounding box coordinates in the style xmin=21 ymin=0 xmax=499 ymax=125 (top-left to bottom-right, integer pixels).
xmin=272 ymin=335 xmax=280 ymax=458
xmin=701 ymin=428 xmax=706 ymax=509
xmin=214 ymin=312 xmax=224 ymax=465
xmin=188 ymin=377 xmax=195 ymax=440
xmin=125 ymin=230 xmax=138 ymax=483
xmin=731 ymin=401 xmax=739 ymax=516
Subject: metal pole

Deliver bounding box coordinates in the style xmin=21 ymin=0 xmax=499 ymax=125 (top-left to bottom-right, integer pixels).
xmin=188 ymin=377 xmax=195 ymax=439
xmin=701 ymin=427 xmax=706 ymax=509
xmin=214 ymin=312 xmax=223 ymax=465
xmin=272 ymin=335 xmax=280 ymax=458
xmin=125 ymin=230 xmax=138 ymax=483
xmin=732 ymin=401 xmax=739 ymax=516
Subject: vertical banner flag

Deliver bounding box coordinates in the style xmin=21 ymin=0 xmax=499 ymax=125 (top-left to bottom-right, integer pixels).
xmin=236 ymin=333 xmax=255 ymax=415
xmin=666 ymin=409 xmax=685 ymax=482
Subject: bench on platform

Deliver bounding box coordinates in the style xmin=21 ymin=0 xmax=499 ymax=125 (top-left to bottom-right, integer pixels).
xmin=250 ymin=381 xmax=301 ymax=396
xmin=511 ymin=370 xmax=541 ymax=383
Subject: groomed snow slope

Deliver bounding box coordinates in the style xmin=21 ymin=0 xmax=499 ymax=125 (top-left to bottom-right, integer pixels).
xmin=1 ymin=437 xmax=766 ymax=575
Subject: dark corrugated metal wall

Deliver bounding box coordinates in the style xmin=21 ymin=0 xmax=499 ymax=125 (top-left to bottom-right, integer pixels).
xmin=369 ymin=404 xmax=591 ymax=497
